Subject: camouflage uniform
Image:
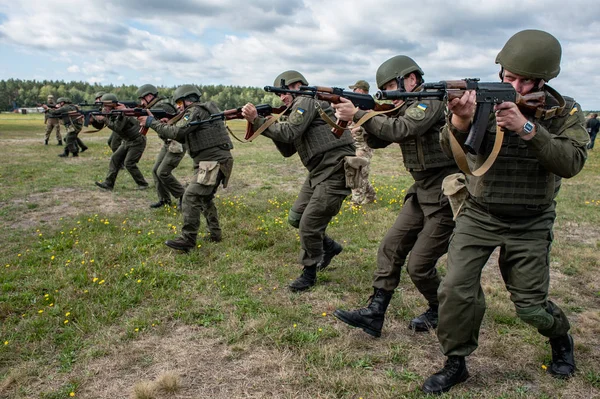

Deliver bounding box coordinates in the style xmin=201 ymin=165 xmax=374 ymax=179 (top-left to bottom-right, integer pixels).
xmin=44 ymin=98 xmax=62 ymax=144
xmin=148 ymin=102 xmax=233 ymax=244
xmin=47 ymin=103 xmax=82 ymax=157
xmin=350 ymin=126 xmax=376 ymax=204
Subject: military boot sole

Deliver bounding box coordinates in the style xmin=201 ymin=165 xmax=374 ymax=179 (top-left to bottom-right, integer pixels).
xmin=333 ymin=309 xmax=382 ymax=338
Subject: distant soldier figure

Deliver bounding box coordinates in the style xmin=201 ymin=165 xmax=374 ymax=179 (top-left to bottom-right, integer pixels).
xmin=43 ymin=94 xmax=62 ymax=146
xmin=585 ymin=113 xmax=599 ymax=149
xmin=43 ymin=97 xmax=82 ymax=158
xmin=136 ymin=84 xmax=186 ymax=209
xmin=348 ymin=80 xmax=376 ymax=205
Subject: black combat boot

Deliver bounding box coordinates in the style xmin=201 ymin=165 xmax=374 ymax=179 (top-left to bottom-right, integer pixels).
xmin=204 ymin=233 xmax=222 ymax=243
xmin=44 ymin=139 xmax=48 ymax=145
xmin=94 ymin=181 xmax=113 ymax=191
xmin=333 ymin=288 xmax=393 ymax=337
xmin=316 ymin=236 xmax=343 ymax=271
xmin=289 ymin=266 xmax=317 ymax=292
xmin=57 ymin=140 xmax=63 ymax=146
xmin=408 ymin=305 xmax=438 ymax=332
xmin=164 ymin=237 xmax=195 ymax=253
xmin=422 ymin=356 xmax=469 ymax=394
xmin=71 ymin=151 xmax=78 ymax=157
xmin=150 ymin=199 xmax=171 ymax=208
xmin=548 ymin=334 xmax=576 ymax=378
xmin=58 ymin=148 xmax=69 ymax=157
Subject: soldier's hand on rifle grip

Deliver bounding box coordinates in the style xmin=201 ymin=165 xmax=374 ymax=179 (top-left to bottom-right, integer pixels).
xmin=137 ymin=116 xmax=148 ymax=126
xmin=332 ymin=97 xmax=358 ymax=122
xmin=494 ymin=102 xmax=533 ymax=139
xmin=448 ymin=90 xmax=477 ymax=132
xmin=241 ymin=103 xmax=258 ymax=122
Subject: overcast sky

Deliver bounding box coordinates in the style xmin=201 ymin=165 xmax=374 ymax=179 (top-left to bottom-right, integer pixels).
xmin=1 ymin=0 xmax=599 ymax=109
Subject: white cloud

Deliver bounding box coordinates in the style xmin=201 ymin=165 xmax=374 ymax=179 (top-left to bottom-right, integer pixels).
xmin=67 ymin=65 xmax=80 ymax=73
xmin=0 ymin=0 xmax=599 ymax=108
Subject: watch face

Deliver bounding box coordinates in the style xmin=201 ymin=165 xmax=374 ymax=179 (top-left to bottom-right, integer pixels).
xmin=523 ymin=121 xmax=534 ymax=134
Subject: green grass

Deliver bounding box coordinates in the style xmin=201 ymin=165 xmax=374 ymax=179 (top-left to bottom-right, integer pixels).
xmin=0 ymin=113 xmax=599 ymax=398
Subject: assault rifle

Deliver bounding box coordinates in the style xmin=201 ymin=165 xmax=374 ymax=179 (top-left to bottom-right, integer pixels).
xmin=189 ymin=104 xmax=287 ymax=126
xmin=264 ymin=84 xmax=394 ymax=137
xmin=79 ymin=100 xmax=139 ymax=108
xmin=82 ymin=107 xmax=179 ymax=129
xmin=375 ymin=79 xmax=546 ymax=154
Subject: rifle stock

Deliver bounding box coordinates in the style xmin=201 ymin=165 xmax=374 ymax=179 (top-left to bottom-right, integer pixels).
xmin=376 ymin=79 xmax=546 ymax=154
xmin=189 ymin=104 xmax=287 ymax=127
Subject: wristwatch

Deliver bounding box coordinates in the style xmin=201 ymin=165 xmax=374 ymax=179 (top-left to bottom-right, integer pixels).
xmin=522 ymin=121 xmax=535 ymax=135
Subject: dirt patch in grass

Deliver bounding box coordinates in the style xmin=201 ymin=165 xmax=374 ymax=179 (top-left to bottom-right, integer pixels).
xmin=7 ymin=187 xmax=148 ymax=230
xmin=73 ymin=325 xmax=302 ymax=399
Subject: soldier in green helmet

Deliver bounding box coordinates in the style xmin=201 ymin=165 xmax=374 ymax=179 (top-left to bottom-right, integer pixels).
xmin=332 ymin=56 xmax=458 ymax=336
xmin=94 ymin=93 xmax=149 ymax=191
xmin=138 ymin=84 xmax=233 ymax=250
xmin=421 ymin=30 xmax=589 ymax=394
xmin=93 ymin=91 xmax=121 ymax=153
xmin=43 ymin=97 xmax=83 ymax=158
xmin=136 ymin=83 xmax=185 ymax=209
xmin=241 ymin=70 xmax=355 ymax=292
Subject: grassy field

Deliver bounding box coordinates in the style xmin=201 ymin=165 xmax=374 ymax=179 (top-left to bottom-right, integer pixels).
xmin=0 ymin=113 xmax=599 ymax=399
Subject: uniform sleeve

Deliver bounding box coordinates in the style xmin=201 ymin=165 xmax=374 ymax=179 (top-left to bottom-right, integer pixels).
xmin=150 ymin=106 xmax=208 ymax=142
xmin=106 ymin=114 xmax=138 ymax=133
xmin=358 ymin=98 xmax=444 ymax=144
xmin=526 ymin=104 xmax=588 ymax=178
xmin=253 ymin=97 xmax=318 ymax=143
xmin=47 ymin=105 xmax=73 ymax=116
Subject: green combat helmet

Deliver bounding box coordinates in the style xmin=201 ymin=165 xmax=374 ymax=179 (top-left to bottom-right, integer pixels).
xmin=100 ymin=93 xmax=118 ymax=102
xmin=94 ymin=91 xmax=106 ymax=99
xmin=136 ymin=84 xmax=159 ymax=99
xmin=56 ymin=97 xmax=72 ymax=104
xmin=173 ymin=84 xmax=201 ymax=103
xmin=496 ymin=29 xmax=561 ymax=81
xmin=375 ymin=55 xmax=424 ymax=90
xmin=273 ymin=70 xmax=308 ymax=88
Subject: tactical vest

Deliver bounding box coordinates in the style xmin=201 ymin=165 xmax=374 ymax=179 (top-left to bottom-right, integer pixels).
xmin=115 ymin=116 xmax=142 ymax=141
xmin=467 ymin=94 xmax=575 ymax=205
xmin=186 ymin=102 xmax=232 ymax=154
xmin=400 ymin=112 xmax=455 ymax=171
xmin=294 ymin=100 xmax=354 ymax=166
xmin=62 ymin=104 xmax=83 ymax=132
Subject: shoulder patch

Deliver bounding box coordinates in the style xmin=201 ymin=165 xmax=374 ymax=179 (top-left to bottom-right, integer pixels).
xmin=569 ymin=107 xmax=577 ymax=116
xmin=417 ymin=103 xmax=428 ymax=111
xmin=289 ymin=108 xmax=305 ymax=125
xmin=406 ymin=106 xmax=425 ymax=121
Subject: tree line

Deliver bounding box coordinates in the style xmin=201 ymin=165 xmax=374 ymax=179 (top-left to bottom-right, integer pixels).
xmin=0 ymin=79 xmax=283 ymax=112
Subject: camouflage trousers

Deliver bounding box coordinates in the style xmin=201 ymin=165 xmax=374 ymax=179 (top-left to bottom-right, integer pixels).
xmin=44 ymin=119 xmax=62 ymax=141
xmin=351 ymin=144 xmax=376 ymax=205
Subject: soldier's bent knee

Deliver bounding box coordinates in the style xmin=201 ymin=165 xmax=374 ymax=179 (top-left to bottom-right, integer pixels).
xmin=516 ymin=305 xmax=554 ymax=330
xmin=288 ymin=209 xmax=302 ymax=229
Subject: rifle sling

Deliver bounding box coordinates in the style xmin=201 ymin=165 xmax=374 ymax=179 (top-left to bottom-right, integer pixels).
xmin=353 ymin=102 xmax=405 ymax=128
xmin=315 ymin=102 xmax=345 ymax=132
xmin=245 ymin=106 xmax=290 ymax=142
xmin=449 ymin=125 xmax=504 ymax=177
xmin=534 ymin=85 xmax=566 ymax=120
xmin=226 ymin=124 xmax=246 ymax=143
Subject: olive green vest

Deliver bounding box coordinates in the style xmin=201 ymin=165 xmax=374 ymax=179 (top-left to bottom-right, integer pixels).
xmin=467 ymin=94 xmax=575 ymax=205
xmin=186 ymin=102 xmax=232 ymax=154
xmin=295 ymin=100 xmax=354 ymax=166
xmin=400 ymin=114 xmax=455 ymax=171
xmin=62 ymin=104 xmax=83 ymax=133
